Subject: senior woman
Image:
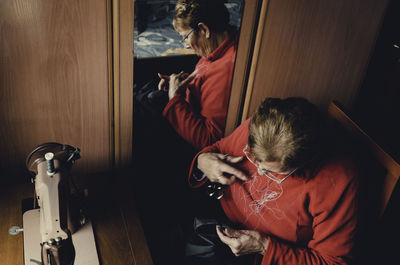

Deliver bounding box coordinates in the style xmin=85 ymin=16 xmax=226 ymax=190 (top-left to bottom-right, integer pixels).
xmin=133 ymin=1 xmax=238 ymax=263
xmin=133 ymin=0 xmax=237 ymax=191
xmin=188 ymin=97 xmax=359 ymax=265
xmin=155 ymin=0 xmax=237 ymax=150
xmin=133 ymin=0 xmax=237 ymax=196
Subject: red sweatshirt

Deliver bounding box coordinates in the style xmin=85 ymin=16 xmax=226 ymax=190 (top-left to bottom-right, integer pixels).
xmin=188 ymin=119 xmax=359 ymax=265
xmin=162 ymin=34 xmax=237 ymax=150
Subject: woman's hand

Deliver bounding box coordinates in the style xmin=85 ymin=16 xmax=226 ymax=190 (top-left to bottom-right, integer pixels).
xmin=158 ymin=71 xmax=196 ymax=100
xmin=167 ymin=71 xmax=195 ymax=100
xmin=197 ymin=153 xmax=248 ymax=185
xmin=216 ymin=226 xmax=270 ymax=256
xmin=157 ymin=73 xmax=170 ymax=91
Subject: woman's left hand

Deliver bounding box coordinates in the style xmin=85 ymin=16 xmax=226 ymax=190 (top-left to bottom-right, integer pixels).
xmin=168 ymin=71 xmax=195 ymax=100
xmin=216 ymin=226 xmax=269 ymax=256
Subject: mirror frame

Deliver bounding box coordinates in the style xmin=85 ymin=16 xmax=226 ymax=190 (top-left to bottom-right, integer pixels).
xmin=225 ymin=0 xmax=263 ymax=135
xmin=114 ymin=0 xmax=262 ymax=165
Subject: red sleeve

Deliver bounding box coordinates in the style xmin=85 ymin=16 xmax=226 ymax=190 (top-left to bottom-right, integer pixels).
xmin=162 ymin=49 xmax=235 ymax=150
xmin=187 ymin=119 xmax=251 ymax=188
xmin=162 ymin=95 xmax=223 ymax=150
xmin=260 ymin=162 xmax=359 ymax=265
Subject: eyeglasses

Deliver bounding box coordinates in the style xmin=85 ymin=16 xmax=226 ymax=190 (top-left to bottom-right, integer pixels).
xmin=180 ymin=29 xmax=194 ymax=43
xmin=243 ymin=144 xmax=297 ymax=184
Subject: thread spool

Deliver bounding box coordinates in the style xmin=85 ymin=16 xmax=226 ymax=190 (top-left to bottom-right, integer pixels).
xmin=45 ymin=152 xmax=55 ymax=176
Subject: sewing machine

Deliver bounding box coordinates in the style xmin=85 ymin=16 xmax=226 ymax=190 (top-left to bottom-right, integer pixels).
xmin=21 ymin=143 xmax=99 ymax=265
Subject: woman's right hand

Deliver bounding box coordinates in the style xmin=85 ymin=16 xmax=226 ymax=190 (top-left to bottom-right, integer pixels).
xmin=158 ymin=73 xmax=170 ymax=91
xmin=197 ymin=153 xmax=248 ymax=185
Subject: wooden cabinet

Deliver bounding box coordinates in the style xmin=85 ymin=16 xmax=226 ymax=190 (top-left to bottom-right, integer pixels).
xmin=0 ymin=1 xmax=149 ymax=265
xmin=0 ymin=0 xmax=112 ymax=181
xmin=237 ymin=0 xmax=389 ymax=123
xmin=0 ymin=0 xmax=393 ymax=264
xmin=0 ymin=0 xmax=390 ymax=182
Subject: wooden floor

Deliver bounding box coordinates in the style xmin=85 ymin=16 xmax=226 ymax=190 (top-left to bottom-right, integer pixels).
xmin=0 ymin=170 xmax=153 ymax=265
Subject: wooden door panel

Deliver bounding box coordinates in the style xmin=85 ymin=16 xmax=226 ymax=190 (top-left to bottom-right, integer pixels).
xmin=242 ymin=0 xmax=388 ymax=119
xmin=0 ymin=0 xmax=111 ymax=180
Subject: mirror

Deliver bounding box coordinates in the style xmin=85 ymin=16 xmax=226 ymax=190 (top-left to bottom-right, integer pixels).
xmin=132 ymin=0 xmax=246 ymax=168
xmin=133 ymin=0 xmax=244 ymax=57
xmin=131 ymin=1 xmax=246 ymax=263
xmin=132 ymin=0 xmax=247 ymax=177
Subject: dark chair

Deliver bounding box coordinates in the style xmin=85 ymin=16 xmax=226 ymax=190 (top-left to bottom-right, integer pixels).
xmin=327 ymin=101 xmax=400 ymax=265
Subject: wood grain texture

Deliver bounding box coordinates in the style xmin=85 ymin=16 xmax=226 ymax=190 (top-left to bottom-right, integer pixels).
xmin=89 ymin=174 xmax=137 ymax=265
xmin=118 ymin=0 xmax=134 ymax=167
xmin=0 ymin=172 xmax=153 ymax=265
xmin=0 ymin=183 xmax=32 ymax=265
xmin=225 ymin=0 xmax=263 ymax=136
xmin=240 ymin=0 xmax=269 ymax=124
xmin=117 ymin=171 xmax=154 ymax=265
xmin=87 ymin=170 xmax=153 ymax=265
xmin=0 ymin=0 xmax=111 ymax=181
xmin=243 ymin=0 xmax=389 ymax=119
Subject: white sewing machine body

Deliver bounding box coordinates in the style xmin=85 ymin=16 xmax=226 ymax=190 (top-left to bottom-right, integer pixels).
xmin=23 ymin=143 xmax=99 ymax=265
xmin=35 ymin=158 xmax=69 ymax=243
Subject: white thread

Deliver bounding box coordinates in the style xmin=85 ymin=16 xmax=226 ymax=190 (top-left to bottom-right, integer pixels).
xmin=241 ymin=171 xmax=287 ymax=226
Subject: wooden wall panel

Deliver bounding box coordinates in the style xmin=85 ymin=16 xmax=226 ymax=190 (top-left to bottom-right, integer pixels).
xmin=115 ymin=0 xmax=134 ymax=167
xmin=242 ymin=0 xmax=389 ymax=119
xmin=224 ymin=0 xmax=262 ymax=136
xmin=0 ymin=0 xmax=111 ymax=181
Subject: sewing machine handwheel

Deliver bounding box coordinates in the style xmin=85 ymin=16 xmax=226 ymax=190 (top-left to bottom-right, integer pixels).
xmin=26 ymin=142 xmax=80 ymax=174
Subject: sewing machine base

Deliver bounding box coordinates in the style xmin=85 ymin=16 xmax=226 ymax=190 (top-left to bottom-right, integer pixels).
xmin=23 ymin=209 xmax=99 ymax=265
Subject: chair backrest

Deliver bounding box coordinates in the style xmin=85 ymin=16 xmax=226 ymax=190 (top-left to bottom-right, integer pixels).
xmin=327 ymin=100 xmax=400 ymax=218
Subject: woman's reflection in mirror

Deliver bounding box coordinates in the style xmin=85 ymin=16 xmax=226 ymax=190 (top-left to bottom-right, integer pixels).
xmin=132 ymin=1 xmax=239 ymax=264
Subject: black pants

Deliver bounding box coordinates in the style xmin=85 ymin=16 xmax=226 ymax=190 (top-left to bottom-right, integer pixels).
xmin=132 ymin=79 xmax=196 ymax=265
xmin=132 ymin=81 xmax=255 ymax=265
xmin=132 ymin=79 xmax=196 ymax=206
